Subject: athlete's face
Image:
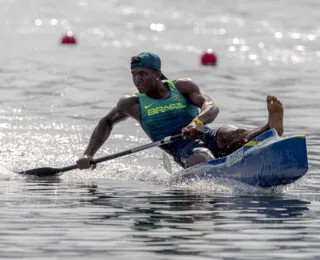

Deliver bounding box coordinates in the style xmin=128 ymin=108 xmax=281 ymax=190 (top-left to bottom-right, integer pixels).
xmin=131 ymin=67 xmax=159 ymax=93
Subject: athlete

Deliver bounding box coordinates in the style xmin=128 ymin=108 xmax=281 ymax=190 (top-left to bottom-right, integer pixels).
xmin=76 ymin=52 xmax=284 ymax=169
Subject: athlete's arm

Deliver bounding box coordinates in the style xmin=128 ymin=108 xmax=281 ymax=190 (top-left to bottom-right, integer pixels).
xmin=84 ymin=96 xmax=139 ymax=157
xmin=77 ymin=96 xmax=139 ymax=169
xmin=83 ymin=110 xmax=127 ymax=158
xmin=176 ymin=78 xmax=219 ymax=124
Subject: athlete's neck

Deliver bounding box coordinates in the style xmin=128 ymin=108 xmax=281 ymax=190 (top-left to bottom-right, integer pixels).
xmin=145 ymin=81 xmax=170 ymax=99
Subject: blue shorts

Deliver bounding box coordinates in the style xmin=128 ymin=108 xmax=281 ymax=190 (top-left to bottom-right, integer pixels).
xmin=160 ymin=127 xmax=220 ymax=168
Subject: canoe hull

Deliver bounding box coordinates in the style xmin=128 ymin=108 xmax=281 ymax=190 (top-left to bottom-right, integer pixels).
xmin=178 ymin=129 xmax=308 ymax=188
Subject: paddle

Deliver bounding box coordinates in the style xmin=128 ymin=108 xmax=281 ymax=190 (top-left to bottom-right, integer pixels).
xmin=18 ymin=134 xmax=183 ymax=177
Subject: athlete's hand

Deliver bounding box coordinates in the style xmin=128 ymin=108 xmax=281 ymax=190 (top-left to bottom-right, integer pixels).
xmin=182 ymin=121 xmax=204 ymax=139
xmin=76 ymin=155 xmax=96 ymax=170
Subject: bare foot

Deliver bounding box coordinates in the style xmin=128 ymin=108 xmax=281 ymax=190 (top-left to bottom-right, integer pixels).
xmin=267 ymin=95 xmax=284 ymax=136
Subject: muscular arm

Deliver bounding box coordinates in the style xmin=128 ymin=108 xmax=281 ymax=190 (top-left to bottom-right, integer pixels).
xmin=175 ymin=78 xmax=219 ymax=124
xmin=84 ymin=96 xmax=139 ymax=157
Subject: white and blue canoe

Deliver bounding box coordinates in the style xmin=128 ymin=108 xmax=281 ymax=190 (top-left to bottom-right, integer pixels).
xmin=19 ymin=128 xmax=308 ymax=188
xmin=177 ymin=129 xmax=308 ymax=188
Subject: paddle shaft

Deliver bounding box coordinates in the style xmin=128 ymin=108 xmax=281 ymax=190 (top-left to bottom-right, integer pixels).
xmin=60 ymin=134 xmax=182 ymax=173
xmin=20 ymin=134 xmax=182 ymax=175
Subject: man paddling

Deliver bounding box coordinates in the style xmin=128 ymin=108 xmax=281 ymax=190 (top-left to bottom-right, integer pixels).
xmin=76 ymin=52 xmax=284 ymax=169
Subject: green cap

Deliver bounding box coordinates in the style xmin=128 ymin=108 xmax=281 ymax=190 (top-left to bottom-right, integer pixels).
xmin=130 ymin=52 xmax=168 ymax=80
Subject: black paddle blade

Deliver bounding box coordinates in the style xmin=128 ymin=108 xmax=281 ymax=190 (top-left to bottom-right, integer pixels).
xmin=19 ymin=167 xmax=63 ymax=177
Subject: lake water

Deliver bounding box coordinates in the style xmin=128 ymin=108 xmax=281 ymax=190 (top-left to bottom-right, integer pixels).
xmin=1 ymin=0 xmax=320 ymax=259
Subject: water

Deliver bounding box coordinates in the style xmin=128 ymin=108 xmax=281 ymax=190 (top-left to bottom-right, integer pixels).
xmin=0 ymin=0 xmax=320 ymax=259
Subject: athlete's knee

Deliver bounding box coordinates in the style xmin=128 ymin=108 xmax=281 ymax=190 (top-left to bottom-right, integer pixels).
xmin=218 ymin=125 xmax=247 ymax=136
xmin=185 ymin=148 xmax=214 ymax=167
xmin=216 ymin=125 xmax=249 ymax=149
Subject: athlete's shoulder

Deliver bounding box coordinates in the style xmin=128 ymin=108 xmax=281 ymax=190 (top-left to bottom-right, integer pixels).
xmin=175 ymin=78 xmax=199 ymax=94
xmin=116 ymin=95 xmax=139 ymax=112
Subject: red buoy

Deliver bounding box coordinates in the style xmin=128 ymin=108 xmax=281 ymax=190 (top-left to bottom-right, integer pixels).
xmin=61 ymin=31 xmax=77 ymax=45
xmin=201 ymin=49 xmax=217 ymax=66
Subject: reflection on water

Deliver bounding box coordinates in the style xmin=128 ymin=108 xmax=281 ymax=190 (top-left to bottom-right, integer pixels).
xmin=80 ymin=185 xmax=312 ymax=257
xmin=88 ymin=187 xmax=310 ymax=224
xmin=0 ymin=177 xmax=317 ymax=259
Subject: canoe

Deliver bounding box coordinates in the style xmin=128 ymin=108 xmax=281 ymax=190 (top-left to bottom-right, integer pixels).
xmin=176 ymin=129 xmax=308 ymax=188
